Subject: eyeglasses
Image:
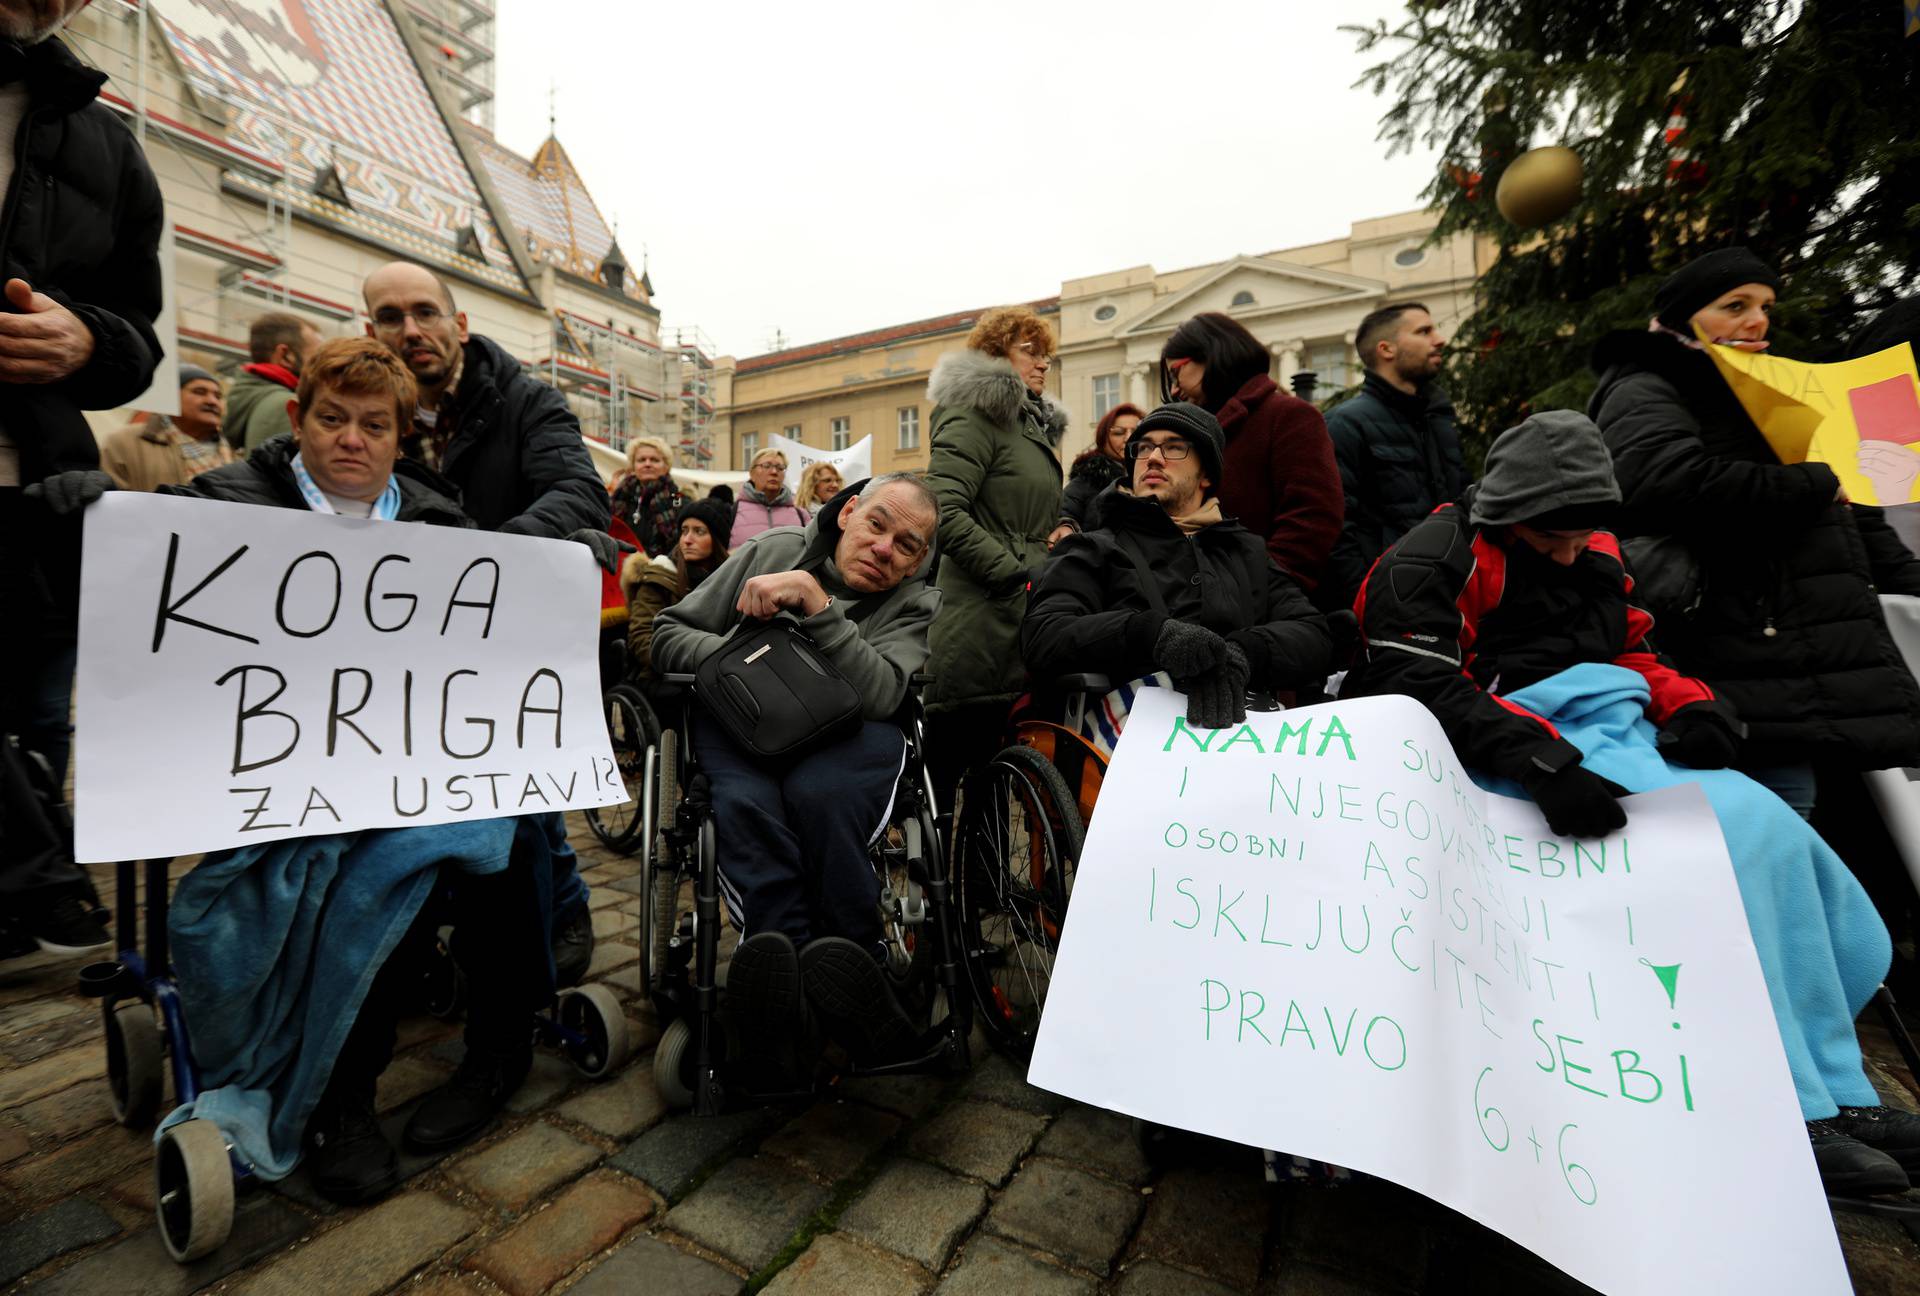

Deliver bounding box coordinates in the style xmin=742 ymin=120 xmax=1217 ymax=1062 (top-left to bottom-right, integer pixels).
xmin=1014 ymin=343 xmax=1055 ymax=362
xmin=1127 ymin=437 xmax=1193 ymax=461
xmin=370 ymin=305 xmax=447 ymax=331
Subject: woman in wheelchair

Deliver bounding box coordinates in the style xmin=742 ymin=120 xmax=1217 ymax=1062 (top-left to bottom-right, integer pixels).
xmin=649 ymin=473 xmax=956 ymax=1099
xmin=621 ymin=497 xmax=734 ymax=686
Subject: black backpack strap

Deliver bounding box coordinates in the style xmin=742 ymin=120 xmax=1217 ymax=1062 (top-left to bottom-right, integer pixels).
xmin=1112 ymin=528 xmax=1170 ymax=619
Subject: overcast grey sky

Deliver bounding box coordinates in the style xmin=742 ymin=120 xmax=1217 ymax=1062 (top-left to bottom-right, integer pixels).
xmin=490 ymin=1 xmax=1435 ymax=359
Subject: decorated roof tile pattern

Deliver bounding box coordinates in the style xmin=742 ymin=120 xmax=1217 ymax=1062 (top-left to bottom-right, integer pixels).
xmin=467 ymin=129 xmax=642 ymax=301
xmin=152 ymin=0 xmax=522 ymax=292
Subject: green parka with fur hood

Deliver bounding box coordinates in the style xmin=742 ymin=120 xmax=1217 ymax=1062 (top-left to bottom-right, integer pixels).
xmin=921 ymin=350 xmax=1068 ymax=712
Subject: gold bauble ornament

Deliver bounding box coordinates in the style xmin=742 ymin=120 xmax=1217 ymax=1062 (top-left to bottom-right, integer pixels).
xmin=1494 ymin=145 xmax=1584 ymax=228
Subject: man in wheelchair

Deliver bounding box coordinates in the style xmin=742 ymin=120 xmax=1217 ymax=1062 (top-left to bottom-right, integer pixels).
xmin=1021 ymin=402 xmax=1335 ymax=741
xmin=1344 ymin=411 xmax=1920 ymax=1197
xmin=652 ymin=473 xmax=942 ymax=1088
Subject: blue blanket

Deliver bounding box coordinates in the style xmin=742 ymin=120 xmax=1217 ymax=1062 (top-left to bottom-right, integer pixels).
xmin=1484 ymin=664 xmax=1890 ymax=1121
xmin=158 ymin=820 xmax=517 ymax=1178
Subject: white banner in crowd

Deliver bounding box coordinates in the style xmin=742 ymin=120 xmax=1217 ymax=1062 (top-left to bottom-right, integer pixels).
xmin=767 ymin=432 xmax=872 ymax=483
xmin=1030 ymin=689 xmax=1848 ymax=1295
xmin=73 ymin=493 xmax=625 ymax=862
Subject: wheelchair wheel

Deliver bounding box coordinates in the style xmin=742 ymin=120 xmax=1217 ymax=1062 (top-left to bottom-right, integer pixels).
xmin=106 ymin=1001 xmax=164 ymax=1128
xmin=155 ymin=1119 xmax=234 ymax=1262
xmin=954 ymin=743 xmax=1085 ymax=1058
xmin=586 ymin=686 xmax=656 ymax=852
xmin=653 ymin=1016 xmax=695 ymax=1109
xmin=557 ymin=984 xmax=631 ymax=1079
xmin=639 ymin=725 xmax=681 ymax=999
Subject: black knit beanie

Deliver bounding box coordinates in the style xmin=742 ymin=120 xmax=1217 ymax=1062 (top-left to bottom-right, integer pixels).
xmin=1130 ymin=402 xmax=1226 ymax=486
xmin=678 ymin=496 xmax=733 ymax=547
xmin=1653 ymin=247 xmax=1783 ymax=333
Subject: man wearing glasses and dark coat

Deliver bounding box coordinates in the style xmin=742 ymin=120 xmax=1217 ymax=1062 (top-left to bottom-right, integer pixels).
xmin=1022 ymin=403 xmax=1334 ymax=735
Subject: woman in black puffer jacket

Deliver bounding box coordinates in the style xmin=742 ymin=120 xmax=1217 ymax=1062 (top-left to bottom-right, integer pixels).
xmin=1049 ymin=402 xmax=1142 ymax=544
xmin=1589 ymin=248 xmax=1920 ymax=814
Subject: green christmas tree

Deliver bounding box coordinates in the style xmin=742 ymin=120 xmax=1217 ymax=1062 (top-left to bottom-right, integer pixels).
xmin=1350 ymin=1 xmax=1920 ymax=464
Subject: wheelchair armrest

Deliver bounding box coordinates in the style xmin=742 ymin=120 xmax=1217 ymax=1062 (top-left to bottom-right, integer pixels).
xmin=1052 ymin=673 xmax=1112 ymax=695
xmin=660 ymin=673 xmax=697 ymax=687
xmin=908 ymin=672 xmax=933 ymax=688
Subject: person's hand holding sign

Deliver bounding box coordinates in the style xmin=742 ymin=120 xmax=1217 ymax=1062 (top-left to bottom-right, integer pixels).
xmin=1856 ymin=441 xmax=1920 ymax=506
xmin=0 ymin=278 xmax=96 ymax=384
xmin=736 ymin=570 xmax=831 ymax=619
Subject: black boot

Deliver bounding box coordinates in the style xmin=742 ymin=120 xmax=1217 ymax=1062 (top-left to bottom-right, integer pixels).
xmin=799 ymin=937 xmax=920 ymax=1066
xmin=552 ymin=902 xmax=594 ymax=990
xmin=1808 ymin=1119 xmax=1910 ymax=1196
xmin=305 ymin=1094 xmax=399 ymax=1204
xmin=402 ymin=1047 xmax=531 ymax=1153
xmin=726 ymin=932 xmax=811 ymax=1093
xmin=1830 ymin=1105 xmax=1920 ymax=1172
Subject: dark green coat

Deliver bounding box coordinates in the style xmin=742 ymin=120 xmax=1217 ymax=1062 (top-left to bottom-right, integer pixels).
xmin=922 ymin=350 xmax=1067 ymax=711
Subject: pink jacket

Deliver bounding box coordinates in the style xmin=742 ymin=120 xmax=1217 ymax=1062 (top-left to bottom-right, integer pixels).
xmin=729 ymin=492 xmax=810 ymax=547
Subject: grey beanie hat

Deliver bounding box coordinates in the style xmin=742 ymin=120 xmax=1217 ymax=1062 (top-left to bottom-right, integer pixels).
xmin=1130 ymin=402 xmax=1226 ymax=486
xmin=178 ymin=364 xmax=217 ymax=388
xmin=1469 ymin=410 xmax=1621 ymax=529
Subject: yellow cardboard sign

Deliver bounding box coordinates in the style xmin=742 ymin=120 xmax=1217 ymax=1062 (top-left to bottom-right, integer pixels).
xmin=1704 ymin=335 xmax=1920 ymax=504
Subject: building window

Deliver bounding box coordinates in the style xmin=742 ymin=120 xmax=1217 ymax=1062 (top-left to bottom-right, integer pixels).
xmin=1230 ymin=290 xmax=1256 ymax=307
xmin=1092 ymin=303 xmax=1118 ymax=322
xmin=1091 ymin=373 xmax=1121 ymax=421
xmin=741 ymin=431 xmax=759 ymax=461
xmin=783 ymin=423 xmax=801 ymax=440
xmin=830 ymin=416 xmax=851 ymax=450
xmin=1305 ymin=343 xmax=1351 ymax=399
xmin=897 ymin=406 xmax=920 ymax=451
xmin=1393 ymin=246 xmax=1427 ymax=269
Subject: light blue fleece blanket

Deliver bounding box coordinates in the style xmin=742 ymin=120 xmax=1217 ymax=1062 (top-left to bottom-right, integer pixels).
xmin=1482 ymin=663 xmax=1890 ymax=1120
xmin=157 ymin=821 xmax=516 ymax=1178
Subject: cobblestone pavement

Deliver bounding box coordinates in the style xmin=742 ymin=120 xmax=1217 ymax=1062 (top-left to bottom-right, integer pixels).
xmin=5 ymin=818 xmax=1920 ymax=1295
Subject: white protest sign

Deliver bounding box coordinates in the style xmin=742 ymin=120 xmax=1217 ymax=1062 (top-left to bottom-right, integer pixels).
xmin=73 ymin=492 xmax=625 ymax=862
xmin=1030 ymin=689 xmax=1847 ymax=1295
xmin=768 ymin=432 xmax=872 ymax=483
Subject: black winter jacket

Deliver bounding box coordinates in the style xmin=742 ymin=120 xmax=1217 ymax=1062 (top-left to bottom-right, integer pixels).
xmin=1345 ymin=494 xmax=1727 ymax=784
xmin=417 ymin=334 xmax=609 ymax=537
xmin=1588 ymin=329 xmax=1920 ymax=769
xmin=1058 ymin=449 xmax=1126 ymax=531
xmin=1323 ymin=372 xmax=1467 ymax=609
xmin=159 ymin=434 xmax=473 ymax=528
xmin=1022 ymin=485 xmax=1333 ymax=693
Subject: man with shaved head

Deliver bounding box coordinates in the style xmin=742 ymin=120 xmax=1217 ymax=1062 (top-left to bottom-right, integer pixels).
xmin=362 ymin=261 xmax=610 ymax=1016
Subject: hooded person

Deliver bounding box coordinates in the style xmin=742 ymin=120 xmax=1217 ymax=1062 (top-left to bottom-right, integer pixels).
xmin=619 ymin=495 xmax=733 ymax=683
xmin=1589 ymin=249 xmax=1920 ymax=815
xmin=1346 ymin=411 xmax=1920 ymax=1195
xmin=1022 ymin=402 xmax=1334 ymax=751
xmin=650 ymin=473 xmax=942 ymax=1088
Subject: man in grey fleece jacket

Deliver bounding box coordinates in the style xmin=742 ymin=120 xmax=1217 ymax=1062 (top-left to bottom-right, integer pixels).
xmin=651 ymin=474 xmax=942 ymax=1084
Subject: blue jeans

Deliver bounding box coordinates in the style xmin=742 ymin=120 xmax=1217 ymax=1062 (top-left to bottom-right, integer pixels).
xmin=1741 ymin=761 xmax=1817 ymax=821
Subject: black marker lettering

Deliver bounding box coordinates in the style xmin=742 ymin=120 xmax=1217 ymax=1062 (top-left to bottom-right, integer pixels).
xmin=216 ymin=665 xmax=300 ymax=774
xmin=364 ymin=554 xmax=417 ymax=632
xmin=328 ymin=668 xmax=381 ymax=755
xmin=275 ymin=550 xmax=342 ymax=638
xmin=516 ymin=668 xmax=563 ymax=748
xmin=152 ymin=534 xmax=257 ymax=652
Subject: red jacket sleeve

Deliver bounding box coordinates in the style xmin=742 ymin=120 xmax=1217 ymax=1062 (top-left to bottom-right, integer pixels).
xmin=1263 ymin=400 xmax=1345 ymax=594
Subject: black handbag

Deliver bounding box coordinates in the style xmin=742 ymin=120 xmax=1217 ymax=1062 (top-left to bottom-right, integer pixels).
xmin=1622 ymin=534 xmax=1703 ymax=623
xmin=694 ymin=606 xmax=874 ymax=761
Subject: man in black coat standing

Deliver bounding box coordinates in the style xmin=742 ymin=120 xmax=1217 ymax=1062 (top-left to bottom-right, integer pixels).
xmin=362 ymin=261 xmax=611 ymax=984
xmin=1323 ymin=302 xmax=1467 ymax=609
xmin=0 ymin=2 xmax=165 ymax=955
xmin=1022 ymin=403 xmax=1333 ymax=736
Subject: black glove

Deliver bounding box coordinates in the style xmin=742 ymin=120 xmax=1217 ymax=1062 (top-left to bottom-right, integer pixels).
xmin=1323 ymin=609 xmax=1360 ymax=668
xmin=1523 ymin=762 xmax=1630 ymax=838
xmin=1155 ymin=619 xmax=1227 ymax=679
xmin=1657 ymin=703 xmax=1742 ymax=769
xmin=568 ymin=528 xmax=636 ymax=575
xmin=25 ymin=469 xmax=113 ymax=516
xmin=1180 ymin=645 xmax=1251 ymax=730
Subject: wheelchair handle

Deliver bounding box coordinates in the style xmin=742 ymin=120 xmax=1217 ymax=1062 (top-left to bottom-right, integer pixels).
xmin=1052 ymin=673 xmax=1112 ymax=695
xmin=660 ymin=673 xmax=698 ymax=686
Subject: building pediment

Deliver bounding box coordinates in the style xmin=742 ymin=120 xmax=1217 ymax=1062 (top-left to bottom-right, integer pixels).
xmin=1118 ymin=256 xmax=1385 ymax=336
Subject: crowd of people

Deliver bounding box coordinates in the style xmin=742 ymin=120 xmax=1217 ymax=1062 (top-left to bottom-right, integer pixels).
xmin=3 ymin=1 xmax=1920 ymax=1233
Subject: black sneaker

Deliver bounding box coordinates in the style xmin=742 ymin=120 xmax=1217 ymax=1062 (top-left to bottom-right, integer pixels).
xmin=402 ymin=1047 xmax=531 ymax=1153
xmin=1808 ymin=1119 xmax=1910 ymax=1196
xmin=553 ymin=903 xmax=594 ymax=990
xmin=305 ymin=1096 xmax=399 ymax=1204
xmin=725 ymin=932 xmax=810 ymax=1093
xmin=799 ymin=936 xmax=921 ymax=1066
xmin=1831 ymin=1105 xmax=1920 ymax=1172
xmin=29 ymin=889 xmax=110 ymax=955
